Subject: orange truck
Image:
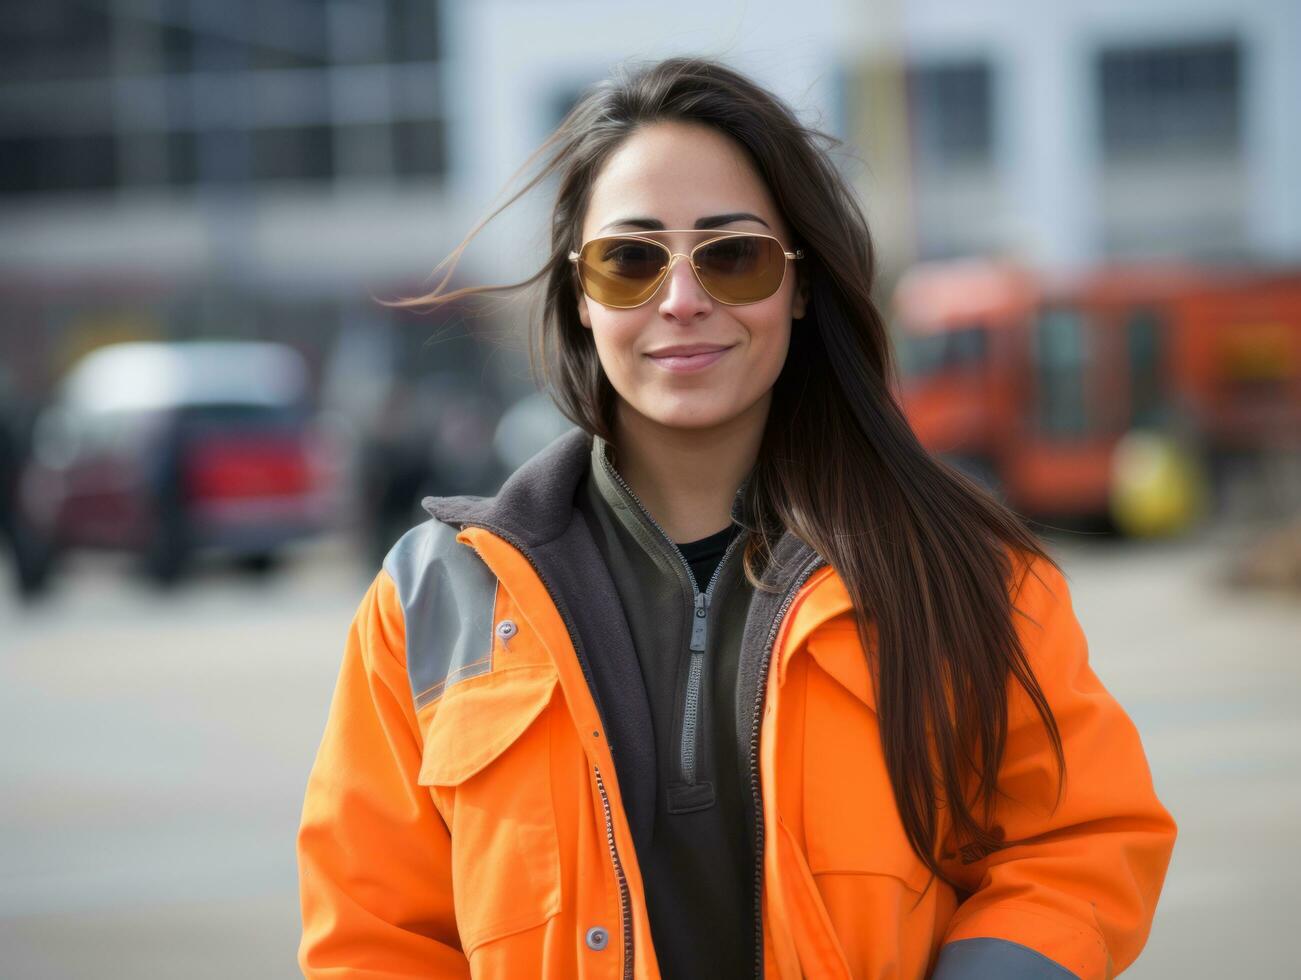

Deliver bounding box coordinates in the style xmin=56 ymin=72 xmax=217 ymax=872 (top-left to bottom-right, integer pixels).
xmin=891 ymin=259 xmax=1301 ymax=535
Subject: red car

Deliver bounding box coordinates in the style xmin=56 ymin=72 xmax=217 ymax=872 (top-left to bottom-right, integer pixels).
xmin=17 ymin=340 xmax=337 ymax=592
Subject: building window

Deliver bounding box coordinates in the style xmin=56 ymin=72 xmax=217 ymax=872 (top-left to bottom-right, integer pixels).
xmin=0 ymin=1 xmax=448 ymax=196
xmin=907 ymin=61 xmax=994 ymax=172
xmin=387 ymin=0 xmax=442 ymax=63
xmin=164 ymin=131 xmax=195 ymax=186
xmin=253 ymin=125 xmax=334 ymax=182
xmin=0 ymin=2 xmax=112 ymax=83
xmin=392 ymin=118 xmax=446 ymax=179
xmin=1098 ymin=38 xmax=1242 ymax=159
xmin=0 ymin=134 xmax=118 ymax=196
xmin=250 ymin=5 xmax=329 ymax=70
xmin=160 ymin=22 xmax=197 ymax=75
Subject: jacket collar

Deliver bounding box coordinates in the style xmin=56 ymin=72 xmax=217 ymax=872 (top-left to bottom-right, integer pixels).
xmin=423 ymin=421 xmax=841 ymax=613
xmin=420 ymin=425 xmax=836 ymax=657
xmin=422 ymin=427 xmax=592 ymax=546
xmin=423 ymin=426 xmax=760 ymax=550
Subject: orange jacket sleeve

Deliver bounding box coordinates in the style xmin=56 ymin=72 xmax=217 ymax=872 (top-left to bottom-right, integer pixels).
xmin=297 ymin=571 xmax=470 ymax=978
xmin=935 ymin=556 xmax=1177 ymax=979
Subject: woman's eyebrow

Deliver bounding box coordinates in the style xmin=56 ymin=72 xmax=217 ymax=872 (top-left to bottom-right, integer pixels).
xmin=599 ymin=217 xmax=663 ymax=232
xmin=598 ymin=212 xmax=771 ymax=232
xmin=696 ymin=212 xmax=770 ymax=229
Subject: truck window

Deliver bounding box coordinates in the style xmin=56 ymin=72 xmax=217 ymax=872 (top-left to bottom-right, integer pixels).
xmin=1125 ymin=308 xmax=1166 ymax=428
xmin=1033 ymin=308 xmax=1090 ymax=437
xmin=897 ymin=323 xmax=988 ymax=379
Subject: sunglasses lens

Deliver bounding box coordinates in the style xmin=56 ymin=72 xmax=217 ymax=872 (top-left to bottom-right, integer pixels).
xmin=574 ymin=233 xmax=791 ymax=307
xmin=695 ymin=235 xmax=786 ymax=304
xmin=576 ymin=238 xmax=668 ymax=308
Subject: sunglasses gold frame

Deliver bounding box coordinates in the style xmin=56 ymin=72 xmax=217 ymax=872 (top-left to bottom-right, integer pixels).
xmin=568 ymin=229 xmax=804 ymax=309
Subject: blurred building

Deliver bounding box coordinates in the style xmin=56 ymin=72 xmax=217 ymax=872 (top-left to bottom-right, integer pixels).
xmin=884 ymin=0 xmax=1301 ymax=270
xmin=0 ymin=0 xmax=475 ymax=402
xmin=2 ymin=0 xmax=1299 ymax=392
xmin=448 ymin=0 xmax=1301 ymax=277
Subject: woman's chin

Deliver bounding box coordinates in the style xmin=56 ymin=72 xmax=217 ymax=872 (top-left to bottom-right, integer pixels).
xmin=634 ymin=398 xmax=750 ymax=433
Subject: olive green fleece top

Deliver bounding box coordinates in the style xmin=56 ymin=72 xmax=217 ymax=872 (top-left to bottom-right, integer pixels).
xmin=577 ymin=434 xmax=755 ymax=979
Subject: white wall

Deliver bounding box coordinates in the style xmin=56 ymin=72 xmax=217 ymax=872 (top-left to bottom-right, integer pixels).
xmin=900 ymin=0 xmax=1301 ymax=269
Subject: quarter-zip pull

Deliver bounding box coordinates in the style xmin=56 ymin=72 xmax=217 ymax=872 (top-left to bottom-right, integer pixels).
xmin=690 ymin=591 xmax=710 ymax=652
xmin=677 ymin=590 xmax=716 ymax=797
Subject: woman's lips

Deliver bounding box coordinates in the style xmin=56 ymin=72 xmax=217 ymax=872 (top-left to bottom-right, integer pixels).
xmin=645 ymin=346 xmax=733 ymax=373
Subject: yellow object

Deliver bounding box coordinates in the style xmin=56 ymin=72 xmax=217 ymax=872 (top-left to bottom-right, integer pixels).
xmin=1110 ymin=430 xmax=1207 ymax=537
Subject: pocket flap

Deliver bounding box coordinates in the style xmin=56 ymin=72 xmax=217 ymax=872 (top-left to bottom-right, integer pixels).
xmin=418 ymin=665 xmax=559 ymax=786
xmin=806 ymin=623 xmax=876 ymax=711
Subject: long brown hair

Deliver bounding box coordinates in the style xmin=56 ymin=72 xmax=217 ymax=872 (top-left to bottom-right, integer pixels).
xmin=395 ymin=56 xmax=1063 ymax=882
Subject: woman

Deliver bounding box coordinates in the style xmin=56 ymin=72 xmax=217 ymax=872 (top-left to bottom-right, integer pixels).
xmin=298 ymin=57 xmax=1175 ymax=979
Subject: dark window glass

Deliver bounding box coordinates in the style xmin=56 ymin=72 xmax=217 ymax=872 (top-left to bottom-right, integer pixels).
xmin=907 ymin=61 xmax=993 ymax=171
xmin=1034 ymin=308 xmax=1091 ymax=437
xmin=1125 ymin=309 xmax=1165 ymax=427
xmin=0 ymin=136 xmax=43 ymax=195
xmin=1098 ymin=38 xmax=1242 ymax=158
xmin=116 ymin=131 xmax=170 ymax=187
xmin=335 ymin=122 xmax=393 ymax=178
xmin=388 ymin=0 xmax=441 ymax=62
xmin=250 ymin=4 xmax=328 ymax=70
xmin=252 ymin=125 xmax=333 ymax=181
xmin=899 ymin=324 xmax=989 ymax=379
xmin=327 ymin=3 xmax=386 ymax=64
xmin=0 ymin=133 xmax=118 ymax=195
xmin=156 ymin=3 xmax=329 ymax=73
xmin=0 ymin=2 xmax=111 ymax=83
xmin=191 ymin=128 xmax=254 ymax=184
xmin=160 ymin=23 xmax=196 ymax=75
xmin=167 ymin=131 xmax=200 ymax=185
xmin=182 ymin=29 xmax=246 ymax=73
xmin=393 ymin=118 xmax=446 ymax=178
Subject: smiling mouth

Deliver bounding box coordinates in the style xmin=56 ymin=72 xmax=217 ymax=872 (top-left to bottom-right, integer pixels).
xmin=644 ymin=345 xmax=734 ymax=373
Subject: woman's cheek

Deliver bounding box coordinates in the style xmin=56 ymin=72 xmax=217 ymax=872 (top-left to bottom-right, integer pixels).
xmin=742 ymin=312 xmax=792 ymax=385
xmin=591 ymin=317 xmax=644 ymax=392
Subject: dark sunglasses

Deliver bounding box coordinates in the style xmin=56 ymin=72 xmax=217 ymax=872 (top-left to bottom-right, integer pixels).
xmin=568 ymin=229 xmax=803 ymax=309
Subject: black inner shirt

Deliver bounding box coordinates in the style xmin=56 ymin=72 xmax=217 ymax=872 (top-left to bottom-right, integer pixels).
xmin=677 ymin=523 xmax=742 ymax=593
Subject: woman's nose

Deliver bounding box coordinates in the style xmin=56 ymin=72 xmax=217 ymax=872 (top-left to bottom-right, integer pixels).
xmin=657 ymin=254 xmax=713 ymax=322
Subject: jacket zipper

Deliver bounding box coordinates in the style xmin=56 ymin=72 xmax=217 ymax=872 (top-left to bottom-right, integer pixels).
xmin=460 ymin=522 xmax=634 ymax=979
xmin=746 ymin=554 xmax=827 ymax=979
xmin=594 ymin=764 xmax=635 ymax=980
xmin=600 ymin=453 xmax=746 ymax=785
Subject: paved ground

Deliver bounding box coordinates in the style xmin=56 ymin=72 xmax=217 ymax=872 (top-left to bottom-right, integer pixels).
xmin=1 ymin=529 xmax=1297 ymax=978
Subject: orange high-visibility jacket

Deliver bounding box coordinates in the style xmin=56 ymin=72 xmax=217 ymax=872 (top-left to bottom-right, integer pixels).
xmin=297 ymin=430 xmax=1175 ymax=979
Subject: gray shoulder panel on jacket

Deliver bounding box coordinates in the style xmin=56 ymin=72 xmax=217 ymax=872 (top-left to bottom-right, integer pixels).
xmin=383 ymin=519 xmax=498 ymax=711
xmin=932 ymin=938 xmax=1081 ymax=979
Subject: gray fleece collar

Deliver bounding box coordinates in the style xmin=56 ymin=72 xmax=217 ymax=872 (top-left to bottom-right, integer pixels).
xmin=422 ymin=427 xmax=592 ymax=545
xmin=421 ymin=423 xmax=819 ymax=591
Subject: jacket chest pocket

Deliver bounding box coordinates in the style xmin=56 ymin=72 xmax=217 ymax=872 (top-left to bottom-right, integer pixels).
xmin=799 ymin=627 xmax=933 ymax=894
xmin=418 ymin=664 xmax=563 ymax=955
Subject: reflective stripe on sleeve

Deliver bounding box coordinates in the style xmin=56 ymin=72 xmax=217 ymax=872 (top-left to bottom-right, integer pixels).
xmin=932 ymin=938 xmax=1081 ymax=979
xmin=383 ymin=520 xmax=499 ymax=710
